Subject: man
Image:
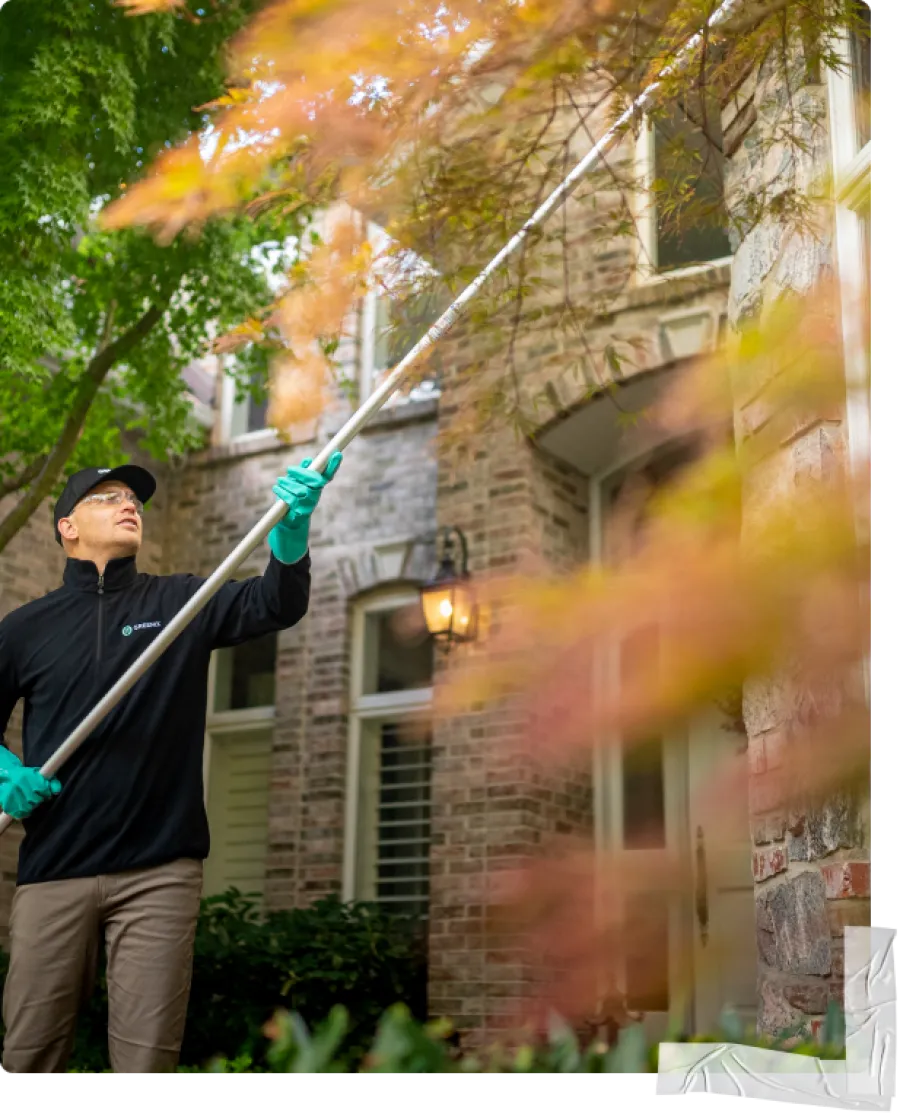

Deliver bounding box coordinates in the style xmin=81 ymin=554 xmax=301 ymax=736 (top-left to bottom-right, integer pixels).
xmin=0 ymin=452 xmax=341 ymax=1073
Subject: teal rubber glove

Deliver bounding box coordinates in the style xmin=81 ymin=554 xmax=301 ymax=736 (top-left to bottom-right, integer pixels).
xmin=0 ymin=745 xmax=60 ymax=820
xmin=269 ymin=452 xmax=343 ymax=564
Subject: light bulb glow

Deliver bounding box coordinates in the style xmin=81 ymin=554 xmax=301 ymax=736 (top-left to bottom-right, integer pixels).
xmin=439 ymin=598 xmax=453 ymax=618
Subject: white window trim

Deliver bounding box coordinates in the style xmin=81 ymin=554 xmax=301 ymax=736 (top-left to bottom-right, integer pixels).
xmin=827 ymin=24 xmax=871 ymax=705
xmin=217 ymin=368 xmax=276 ymax=446
xmin=342 ymin=588 xmax=434 ymax=902
xmin=633 ymin=117 xmax=733 ymax=287
xmin=185 ymin=391 xmax=215 ymax=431
xmin=359 ymin=280 xmax=380 ymax=406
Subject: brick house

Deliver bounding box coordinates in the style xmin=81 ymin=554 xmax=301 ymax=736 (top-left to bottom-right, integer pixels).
xmin=0 ymin=14 xmax=869 ymax=1047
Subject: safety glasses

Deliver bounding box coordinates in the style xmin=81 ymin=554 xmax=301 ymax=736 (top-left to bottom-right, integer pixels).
xmin=77 ymin=490 xmax=144 ymax=517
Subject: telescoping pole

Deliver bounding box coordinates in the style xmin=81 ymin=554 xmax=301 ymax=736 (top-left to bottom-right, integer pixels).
xmin=0 ymin=0 xmax=742 ymax=837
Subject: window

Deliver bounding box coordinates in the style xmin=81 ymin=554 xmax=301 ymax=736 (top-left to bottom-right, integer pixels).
xmin=355 ymin=216 xmax=445 ymax=404
xmin=359 ymin=288 xmax=445 ymax=405
xmin=635 ymin=99 xmax=732 ymax=280
xmin=344 ymin=592 xmax=434 ymax=919
xmin=204 ymin=632 xmax=278 ymax=898
xmin=229 ymin=368 xmax=270 ymax=440
xmin=849 ymin=1 xmax=871 ymax=152
xmin=213 ymin=632 xmax=278 ymax=711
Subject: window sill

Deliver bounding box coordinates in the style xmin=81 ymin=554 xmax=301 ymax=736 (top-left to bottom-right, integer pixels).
xmin=319 ymin=392 xmax=440 ymax=440
xmin=604 ymin=258 xmax=732 ymax=316
xmin=362 ymin=393 xmax=440 ymax=431
xmin=636 ymin=256 xmax=733 ymax=287
xmin=195 ymin=425 xmax=315 ymax=465
xmin=207 ymin=705 xmax=276 ymax=731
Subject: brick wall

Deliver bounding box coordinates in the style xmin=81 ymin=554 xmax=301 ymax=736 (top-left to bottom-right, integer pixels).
xmin=164 ymin=403 xmax=439 ymax=911
xmin=423 ymin=117 xmax=734 ymax=1037
xmin=427 ymin=399 xmax=595 ymax=1041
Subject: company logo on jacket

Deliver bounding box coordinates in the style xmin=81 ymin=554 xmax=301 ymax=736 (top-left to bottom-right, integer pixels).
xmin=121 ymin=621 xmax=162 ymax=637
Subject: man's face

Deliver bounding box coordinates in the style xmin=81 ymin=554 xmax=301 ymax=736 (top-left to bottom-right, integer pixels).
xmin=60 ymin=481 xmax=144 ymax=558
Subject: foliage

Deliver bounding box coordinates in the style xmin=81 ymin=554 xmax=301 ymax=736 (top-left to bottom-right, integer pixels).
xmin=0 ymin=891 xmax=427 ymax=1072
xmin=1 ymin=931 xmax=851 ymax=1073
xmin=0 ymin=0 xmax=303 ymax=553
xmin=206 ymin=1000 xmax=848 ymax=1072
xmin=4 ymin=0 xmax=870 ymax=1055
xmin=105 ymin=0 xmax=868 ymax=440
xmin=432 ymin=286 xmax=870 ymax=1022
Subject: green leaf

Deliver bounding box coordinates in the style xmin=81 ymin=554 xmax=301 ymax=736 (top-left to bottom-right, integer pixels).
xmin=604 ymin=1025 xmax=648 ymax=1073
xmin=717 ymin=1007 xmax=746 ymax=1044
xmin=824 ymin=1000 xmax=846 ymax=1048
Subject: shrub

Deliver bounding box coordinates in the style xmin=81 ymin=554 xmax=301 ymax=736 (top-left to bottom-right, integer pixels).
xmin=0 ymin=890 xmax=427 ymax=1072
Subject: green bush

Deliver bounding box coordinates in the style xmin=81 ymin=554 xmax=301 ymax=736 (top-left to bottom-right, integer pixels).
xmin=0 ymin=890 xmax=426 ymax=1072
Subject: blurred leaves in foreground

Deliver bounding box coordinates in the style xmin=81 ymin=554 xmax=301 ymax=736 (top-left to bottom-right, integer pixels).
xmin=434 ymin=278 xmax=869 ymax=1026
xmin=189 ymin=999 xmax=848 ymax=1073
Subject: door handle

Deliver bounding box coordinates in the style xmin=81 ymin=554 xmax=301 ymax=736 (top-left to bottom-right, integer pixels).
xmin=695 ymin=825 xmax=709 ymax=946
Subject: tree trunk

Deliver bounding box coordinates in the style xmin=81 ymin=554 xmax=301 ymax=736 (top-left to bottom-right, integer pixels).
xmin=0 ymin=301 xmax=168 ymax=556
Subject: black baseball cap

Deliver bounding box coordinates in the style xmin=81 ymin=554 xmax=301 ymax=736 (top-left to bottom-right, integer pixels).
xmin=54 ymin=465 xmax=157 ymax=546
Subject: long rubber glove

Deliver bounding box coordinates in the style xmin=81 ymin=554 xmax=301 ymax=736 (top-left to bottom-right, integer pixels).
xmin=0 ymin=745 xmax=61 ymax=820
xmin=268 ymin=452 xmax=343 ymax=564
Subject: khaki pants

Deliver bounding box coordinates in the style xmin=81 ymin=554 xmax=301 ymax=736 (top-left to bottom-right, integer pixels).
xmin=2 ymin=858 xmax=203 ymax=1073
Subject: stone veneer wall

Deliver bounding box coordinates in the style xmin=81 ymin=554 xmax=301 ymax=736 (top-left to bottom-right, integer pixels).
xmin=722 ymin=50 xmax=870 ymax=1038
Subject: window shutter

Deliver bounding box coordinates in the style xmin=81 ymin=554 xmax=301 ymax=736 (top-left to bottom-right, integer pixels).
xmin=204 ymin=725 xmax=273 ymax=897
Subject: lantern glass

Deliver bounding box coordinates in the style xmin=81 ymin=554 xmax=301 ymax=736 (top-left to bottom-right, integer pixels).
xmin=420 ymin=582 xmax=454 ymax=638
xmin=420 ymin=579 xmax=477 ymax=643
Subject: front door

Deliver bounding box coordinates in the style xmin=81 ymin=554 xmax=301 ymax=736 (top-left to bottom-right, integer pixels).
xmin=687 ymin=707 xmax=757 ymax=1033
xmin=594 ymin=447 xmax=756 ymax=1039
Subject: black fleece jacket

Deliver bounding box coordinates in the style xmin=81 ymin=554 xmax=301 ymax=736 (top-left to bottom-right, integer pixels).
xmin=0 ymin=551 xmax=311 ymax=885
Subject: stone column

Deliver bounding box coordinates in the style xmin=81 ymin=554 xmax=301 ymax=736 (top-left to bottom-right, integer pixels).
xmin=723 ymin=54 xmax=870 ymax=1040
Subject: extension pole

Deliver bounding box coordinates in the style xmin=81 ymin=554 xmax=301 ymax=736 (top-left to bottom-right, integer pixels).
xmin=0 ymin=0 xmax=742 ymax=837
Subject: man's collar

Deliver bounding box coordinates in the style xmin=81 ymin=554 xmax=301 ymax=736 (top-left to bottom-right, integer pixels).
xmin=62 ymin=555 xmax=139 ymax=592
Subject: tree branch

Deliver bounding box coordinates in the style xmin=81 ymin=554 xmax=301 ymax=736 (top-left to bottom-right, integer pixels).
xmin=0 ymin=298 xmax=168 ymax=555
xmin=0 ymin=455 xmax=49 ymax=500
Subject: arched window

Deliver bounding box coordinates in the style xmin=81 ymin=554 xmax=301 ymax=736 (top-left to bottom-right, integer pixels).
xmin=342 ymin=587 xmax=434 ymax=919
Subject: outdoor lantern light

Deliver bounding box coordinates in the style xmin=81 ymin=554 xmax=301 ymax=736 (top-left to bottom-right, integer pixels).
xmin=419 ymin=526 xmax=478 ymax=650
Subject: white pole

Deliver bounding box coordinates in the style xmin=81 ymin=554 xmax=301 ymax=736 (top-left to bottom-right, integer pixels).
xmin=0 ymin=0 xmax=743 ymax=837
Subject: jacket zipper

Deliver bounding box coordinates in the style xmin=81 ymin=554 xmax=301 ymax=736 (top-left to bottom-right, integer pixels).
xmin=96 ymin=572 xmax=105 ymax=664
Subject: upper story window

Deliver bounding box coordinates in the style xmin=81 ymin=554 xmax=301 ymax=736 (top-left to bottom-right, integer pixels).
xmin=215 ymin=353 xmax=275 ymax=446
xmin=364 ymin=287 xmax=445 ymax=404
xmin=227 ymin=366 xmax=271 ymax=441
xmin=849 ymin=1 xmax=871 ymax=153
xmin=635 ymin=98 xmax=732 ymax=281
xmin=216 ymin=214 xmax=443 ymax=444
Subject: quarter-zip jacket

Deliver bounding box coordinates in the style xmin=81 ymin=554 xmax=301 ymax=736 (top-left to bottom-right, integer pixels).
xmin=0 ymin=551 xmax=311 ymax=885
